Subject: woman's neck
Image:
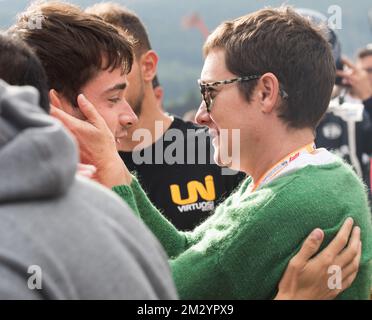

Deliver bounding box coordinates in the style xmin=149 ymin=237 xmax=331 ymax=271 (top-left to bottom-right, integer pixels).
xmin=243 ymin=128 xmax=315 ymax=183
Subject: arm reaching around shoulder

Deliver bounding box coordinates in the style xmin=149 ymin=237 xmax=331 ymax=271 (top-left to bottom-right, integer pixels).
xmin=276 ymin=218 xmax=361 ymax=300
xmin=51 ymin=94 xmax=132 ymax=188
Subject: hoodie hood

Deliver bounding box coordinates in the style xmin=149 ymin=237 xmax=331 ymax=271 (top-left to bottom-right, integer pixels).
xmin=0 ymin=80 xmax=78 ymax=203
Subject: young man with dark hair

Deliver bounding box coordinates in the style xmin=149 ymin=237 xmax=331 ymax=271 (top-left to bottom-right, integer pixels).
xmin=0 ymin=33 xmax=177 ymax=299
xmin=0 ymin=34 xmax=49 ymax=113
xmin=54 ymin=6 xmax=370 ymax=299
xmin=9 ymin=1 xmax=138 ymax=187
xmin=86 ymin=3 xmax=245 ymax=231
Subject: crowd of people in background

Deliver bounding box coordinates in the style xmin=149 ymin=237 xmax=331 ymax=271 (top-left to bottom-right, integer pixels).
xmin=0 ymin=1 xmax=371 ymax=300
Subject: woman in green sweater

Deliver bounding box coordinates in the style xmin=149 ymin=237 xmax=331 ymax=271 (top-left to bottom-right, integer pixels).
xmin=52 ymin=7 xmax=371 ymax=299
xmin=112 ymin=7 xmax=371 ymax=299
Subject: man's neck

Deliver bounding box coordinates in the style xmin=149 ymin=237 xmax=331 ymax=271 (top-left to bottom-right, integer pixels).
xmin=118 ymin=87 xmax=173 ymax=152
xmin=243 ymin=128 xmax=315 ymax=183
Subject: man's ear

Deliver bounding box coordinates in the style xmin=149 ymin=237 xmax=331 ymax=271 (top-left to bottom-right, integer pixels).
xmin=139 ymin=50 xmax=159 ymax=82
xmin=49 ymin=89 xmax=62 ymax=108
xmin=257 ymin=73 xmax=280 ymax=114
xmin=49 ymin=89 xmax=74 ymax=114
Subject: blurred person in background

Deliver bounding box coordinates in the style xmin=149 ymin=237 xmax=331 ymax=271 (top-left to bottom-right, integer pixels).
xmin=319 ymin=45 xmax=372 ymax=197
xmin=297 ymin=9 xmax=372 ymax=197
xmin=338 ymin=45 xmax=372 ymax=118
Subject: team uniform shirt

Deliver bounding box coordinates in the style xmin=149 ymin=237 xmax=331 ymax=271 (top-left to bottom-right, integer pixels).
xmin=119 ymin=117 xmax=245 ymax=231
xmin=316 ymin=98 xmax=372 ymax=193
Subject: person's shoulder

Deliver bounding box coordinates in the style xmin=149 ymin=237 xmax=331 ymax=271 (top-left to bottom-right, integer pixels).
xmin=297 ymin=158 xmax=363 ymax=188
xmin=220 ymin=160 xmax=367 ymax=243
xmin=71 ymin=176 xmax=130 ymax=209
xmin=0 ymin=175 xmax=177 ymax=299
xmin=272 ymin=160 xmax=362 ymax=196
xmin=266 ymin=159 xmax=370 ymax=220
xmin=71 ymin=176 xmax=147 ymax=227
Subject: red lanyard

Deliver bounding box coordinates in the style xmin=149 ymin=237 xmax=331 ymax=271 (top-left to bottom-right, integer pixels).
xmin=250 ymin=142 xmax=316 ymax=192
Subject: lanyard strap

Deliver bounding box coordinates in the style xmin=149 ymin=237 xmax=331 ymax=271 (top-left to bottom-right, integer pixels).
xmin=250 ymin=142 xmax=316 ymax=192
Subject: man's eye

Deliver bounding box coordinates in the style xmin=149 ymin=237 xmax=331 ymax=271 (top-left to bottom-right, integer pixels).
xmin=108 ymin=98 xmax=121 ymax=104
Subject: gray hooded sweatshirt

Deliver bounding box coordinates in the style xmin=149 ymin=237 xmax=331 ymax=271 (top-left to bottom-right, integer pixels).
xmin=0 ymin=80 xmax=178 ymax=299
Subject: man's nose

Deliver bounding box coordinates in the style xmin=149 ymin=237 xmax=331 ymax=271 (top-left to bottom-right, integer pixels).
xmin=195 ymin=102 xmax=211 ymax=126
xmin=119 ymin=99 xmax=138 ymax=128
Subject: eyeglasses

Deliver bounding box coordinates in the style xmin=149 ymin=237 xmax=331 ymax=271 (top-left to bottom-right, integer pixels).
xmin=198 ymin=75 xmax=289 ymax=113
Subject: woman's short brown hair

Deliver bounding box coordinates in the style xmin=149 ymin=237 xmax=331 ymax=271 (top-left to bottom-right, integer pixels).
xmin=204 ymin=6 xmax=336 ymax=130
xmin=9 ymin=1 xmax=134 ymax=107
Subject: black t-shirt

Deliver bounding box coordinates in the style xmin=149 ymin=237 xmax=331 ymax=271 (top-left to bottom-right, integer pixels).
xmin=119 ymin=117 xmax=245 ymax=231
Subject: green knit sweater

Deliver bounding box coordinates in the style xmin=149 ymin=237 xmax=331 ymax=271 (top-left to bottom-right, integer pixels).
xmin=113 ymin=160 xmax=372 ymax=300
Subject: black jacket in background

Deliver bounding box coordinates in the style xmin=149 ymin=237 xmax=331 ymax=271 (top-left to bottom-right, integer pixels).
xmin=316 ymin=106 xmax=372 ymax=193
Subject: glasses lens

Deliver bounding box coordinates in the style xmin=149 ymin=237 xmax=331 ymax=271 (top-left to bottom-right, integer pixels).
xmin=200 ymin=85 xmax=210 ymax=111
xmin=205 ymin=89 xmax=212 ymax=112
